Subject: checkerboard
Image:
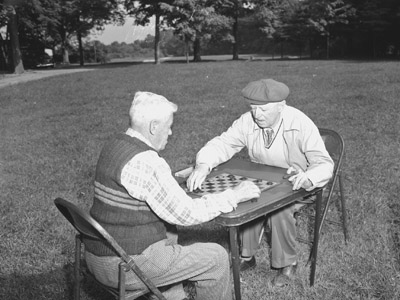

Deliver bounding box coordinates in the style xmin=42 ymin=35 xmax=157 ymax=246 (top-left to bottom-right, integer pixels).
xmin=182 ymin=172 xmax=279 ymax=197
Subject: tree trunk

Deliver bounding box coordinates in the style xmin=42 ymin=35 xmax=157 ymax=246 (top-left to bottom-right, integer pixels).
xmin=309 ymin=39 xmax=313 ymax=58
xmin=232 ymin=9 xmax=239 ymax=60
xmin=154 ymin=12 xmax=160 ymax=64
xmin=94 ymin=42 xmax=97 ymax=63
xmin=77 ymin=29 xmax=84 ymax=66
xmin=372 ymin=31 xmax=377 ymax=59
xmin=63 ymin=46 xmax=70 ymax=64
xmin=60 ymin=29 xmax=70 ymax=64
xmin=193 ymin=36 xmax=201 ymax=62
xmin=185 ymin=38 xmax=189 ymax=64
xmin=326 ymin=32 xmax=330 ymax=59
xmin=6 ymin=5 xmax=24 ymax=74
xmin=0 ymin=33 xmax=9 ymax=70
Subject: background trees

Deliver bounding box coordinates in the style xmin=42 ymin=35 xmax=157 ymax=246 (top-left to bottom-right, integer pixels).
xmin=1 ymin=0 xmax=400 ymax=73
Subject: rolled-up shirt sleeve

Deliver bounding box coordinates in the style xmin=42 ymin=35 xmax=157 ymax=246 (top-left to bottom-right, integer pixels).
xmin=121 ymin=151 xmax=240 ymax=226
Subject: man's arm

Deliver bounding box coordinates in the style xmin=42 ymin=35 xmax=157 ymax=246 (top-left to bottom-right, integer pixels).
xmin=188 ymin=113 xmax=250 ymax=191
xmin=121 ymin=151 xmax=260 ymax=226
xmin=196 ymin=114 xmax=249 ymax=168
xmin=300 ymin=124 xmax=334 ymax=190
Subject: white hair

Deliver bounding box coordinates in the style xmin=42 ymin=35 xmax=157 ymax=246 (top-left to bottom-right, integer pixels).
xmin=129 ymin=91 xmax=178 ymax=127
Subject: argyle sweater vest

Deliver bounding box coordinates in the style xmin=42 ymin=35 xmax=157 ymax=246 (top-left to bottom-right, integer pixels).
xmin=84 ymin=133 xmax=167 ymax=256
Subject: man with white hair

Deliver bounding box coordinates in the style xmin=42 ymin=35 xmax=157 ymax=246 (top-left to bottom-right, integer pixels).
xmin=85 ymin=91 xmax=261 ymax=300
xmin=187 ymin=79 xmax=333 ymax=287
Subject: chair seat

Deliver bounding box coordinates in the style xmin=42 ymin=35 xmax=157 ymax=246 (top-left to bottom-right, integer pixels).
xmin=80 ymin=261 xmax=149 ymax=300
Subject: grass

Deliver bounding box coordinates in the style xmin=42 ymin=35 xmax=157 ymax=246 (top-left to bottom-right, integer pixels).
xmin=1 ymin=59 xmax=400 ymax=300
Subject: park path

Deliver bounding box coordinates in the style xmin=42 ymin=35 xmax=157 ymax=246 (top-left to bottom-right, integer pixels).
xmin=0 ymin=68 xmax=94 ymax=89
xmin=0 ymin=54 xmax=276 ymax=90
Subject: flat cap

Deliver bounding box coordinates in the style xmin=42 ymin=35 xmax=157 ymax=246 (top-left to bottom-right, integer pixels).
xmin=241 ymin=79 xmax=290 ymax=105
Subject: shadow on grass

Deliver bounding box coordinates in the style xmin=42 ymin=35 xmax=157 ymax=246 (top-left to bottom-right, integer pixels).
xmin=0 ymin=266 xmax=71 ymax=300
xmin=0 ymin=223 xmax=228 ymax=300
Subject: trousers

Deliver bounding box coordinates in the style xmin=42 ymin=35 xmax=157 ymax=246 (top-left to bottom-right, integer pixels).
xmin=240 ymin=204 xmax=297 ymax=268
xmin=85 ymin=238 xmax=232 ymax=300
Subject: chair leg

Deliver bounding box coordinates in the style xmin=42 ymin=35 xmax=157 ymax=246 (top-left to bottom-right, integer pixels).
xmin=338 ymin=174 xmax=350 ymax=243
xmin=119 ymin=262 xmax=126 ymax=300
xmin=74 ymin=235 xmax=81 ymax=300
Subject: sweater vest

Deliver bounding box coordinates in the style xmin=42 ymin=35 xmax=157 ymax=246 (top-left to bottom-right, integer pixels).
xmin=84 ymin=133 xmax=167 ymax=256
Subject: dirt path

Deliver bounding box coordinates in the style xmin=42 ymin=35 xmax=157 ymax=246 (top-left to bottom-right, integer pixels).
xmin=0 ymin=68 xmax=95 ymax=89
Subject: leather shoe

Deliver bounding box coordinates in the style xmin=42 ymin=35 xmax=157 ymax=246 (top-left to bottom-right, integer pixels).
xmin=272 ymin=263 xmax=297 ymax=287
xmin=239 ymin=256 xmax=256 ymax=272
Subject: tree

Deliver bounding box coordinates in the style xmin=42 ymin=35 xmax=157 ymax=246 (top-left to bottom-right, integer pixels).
xmin=282 ymin=0 xmax=314 ymax=58
xmin=1 ymin=0 xmax=25 ymax=74
xmin=306 ymin=0 xmax=355 ymax=59
xmin=162 ymin=0 xmax=231 ymax=62
xmin=214 ymin=0 xmax=252 ymax=60
xmin=75 ymin=0 xmax=124 ymax=66
xmin=125 ymin=0 xmax=174 ymax=64
xmin=55 ymin=0 xmax=124 ymax=66
xmin=16 ymin=0 xmax=61 ymax=68
xmin=349 ymin=0 xmax=399 ymax=58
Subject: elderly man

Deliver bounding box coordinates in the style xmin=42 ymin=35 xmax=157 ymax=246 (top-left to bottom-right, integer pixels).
xmin=187 ymin=79 xmax=334 ymax=287
xmin=84 ymin=91 xmax=261 ymax=300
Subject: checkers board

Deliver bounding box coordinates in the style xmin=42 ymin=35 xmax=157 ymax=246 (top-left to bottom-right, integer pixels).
xmin=182 ymin=172 xmax=280 ymax=197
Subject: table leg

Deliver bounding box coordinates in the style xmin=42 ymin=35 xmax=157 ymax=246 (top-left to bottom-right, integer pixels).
xmin=310 ymin=189 xmax=322 ymax=286
xmin=229 ymin=226 xmax=241 ymax=300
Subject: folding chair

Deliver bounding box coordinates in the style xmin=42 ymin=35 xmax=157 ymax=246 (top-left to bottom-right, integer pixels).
xmin=54 ymin=197 xmax=167 ymax=300
xmin=296 ymin=128 xmax=349 ymax=244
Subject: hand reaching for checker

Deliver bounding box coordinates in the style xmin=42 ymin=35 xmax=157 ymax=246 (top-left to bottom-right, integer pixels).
xmin=232 ymin=181 xmax=261 ymax=203
xmin=286 ymin=166 xmax=313 ymax=191
xmin=187 ymin=163 xmax=210 ymax=192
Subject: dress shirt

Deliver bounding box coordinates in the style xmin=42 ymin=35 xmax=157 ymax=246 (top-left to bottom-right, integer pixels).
xmin=120 ymin=128 xmax=241 ymax=226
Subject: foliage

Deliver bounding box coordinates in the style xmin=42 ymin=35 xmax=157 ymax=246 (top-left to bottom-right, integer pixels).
xmin=348 ymin=0 xmax=400 ymax=57
xmin=306 ymin=0 xmax=355 ymax=39
xmin=161 ymin=0 xmax=232 ymax=61
xmin=2 ymin=0 xmax=400 ymax=72
xmin=0 ymin=0 xmax=125 ymax=69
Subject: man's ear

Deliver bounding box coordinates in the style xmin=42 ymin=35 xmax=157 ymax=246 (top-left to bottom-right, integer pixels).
xmin=149 ymin=120 xmax=159 ymax=135
xmin=278 ymin=100 xmax=286 ymax=112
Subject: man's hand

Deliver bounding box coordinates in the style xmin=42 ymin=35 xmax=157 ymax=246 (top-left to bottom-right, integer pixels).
xmin=287 ymin=167 xmax=313 ymax=191
xmin=232 ymin=181 xmax=261 ymax=203
xmin=186 ymin=164 xmax=210 ymax=192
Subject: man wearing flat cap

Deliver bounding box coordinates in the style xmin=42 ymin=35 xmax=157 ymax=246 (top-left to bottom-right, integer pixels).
xmin=187 ymin=79 xmax=333 ymax=287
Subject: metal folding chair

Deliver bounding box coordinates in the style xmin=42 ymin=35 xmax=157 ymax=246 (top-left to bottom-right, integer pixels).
xmin=54 ymin=197 xmax=167 ymax=300
xmin=296 ymin=128 xmax=349 ymax=244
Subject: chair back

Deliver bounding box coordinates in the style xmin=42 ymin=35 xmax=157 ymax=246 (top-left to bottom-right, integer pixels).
xmin=318 ymin=128 xmax=344 ymax=175
xmin=317 ymin=128 xmax=347 ymax=239
xmin=55 ymin=197 xmax=106 ymax=241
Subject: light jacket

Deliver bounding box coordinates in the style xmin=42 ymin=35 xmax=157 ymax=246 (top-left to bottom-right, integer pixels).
xmin=196 ymin=105 xmax=334 ymax=190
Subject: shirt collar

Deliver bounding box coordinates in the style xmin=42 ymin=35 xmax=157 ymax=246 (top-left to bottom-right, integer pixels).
xmin=125 ymin=128 xmax=154 ymax=149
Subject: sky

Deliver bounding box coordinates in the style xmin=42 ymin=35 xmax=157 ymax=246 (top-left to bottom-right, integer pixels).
xmin=92 ymin=17 xmax=155 ymax=45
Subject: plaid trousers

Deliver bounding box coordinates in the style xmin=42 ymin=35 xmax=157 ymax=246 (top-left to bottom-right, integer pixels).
xmin=85 ymin=238 xmax=233 ymax=300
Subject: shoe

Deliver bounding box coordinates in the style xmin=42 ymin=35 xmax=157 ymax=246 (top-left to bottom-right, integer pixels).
xmin=272 ymin=262 xmax=297 ymax=287
xmin=239 ymin=256 xmax=256 ymax=272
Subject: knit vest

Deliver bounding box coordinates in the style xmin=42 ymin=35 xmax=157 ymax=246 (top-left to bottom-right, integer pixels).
xmin=85 ymin=133 xmax=167 ymax=256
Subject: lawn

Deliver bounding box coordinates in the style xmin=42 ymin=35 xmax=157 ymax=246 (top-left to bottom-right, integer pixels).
xmin=1 ymin=59 xmax=399 ymax=300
